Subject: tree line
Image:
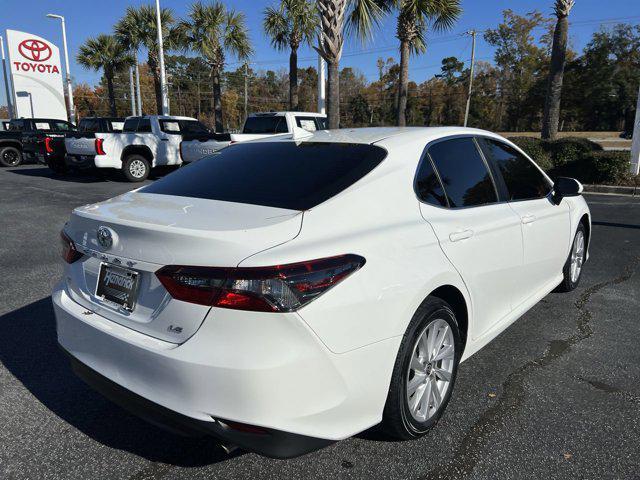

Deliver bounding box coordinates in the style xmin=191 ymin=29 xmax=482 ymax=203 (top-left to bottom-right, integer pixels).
xmin=73 ymin=1 xmax=640 ymax=136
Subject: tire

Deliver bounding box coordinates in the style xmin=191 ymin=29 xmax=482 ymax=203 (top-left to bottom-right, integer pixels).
xmin=0 ymin=146 xmax=22 ymax=167
xmin=556 ymin=223 xmax=587 ymax=292
xmin=122 ymin=154 xmax=150 ymax=182
xmin=381 ymin=297 xmax=462 ymax=440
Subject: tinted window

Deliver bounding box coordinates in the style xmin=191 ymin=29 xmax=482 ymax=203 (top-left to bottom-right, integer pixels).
xmin=478 ymin=138 xmax=552 ymax=201
xmin=9 ymin=121 xmax=24 ymax=131
xmin=428 ymin=137 xmax=497 ymax=208
xmin=316 ymin=117 xmax=328 ymax=130
xmin=137 ymin=118 xmax=152 ymax=133
xmin=242 ymin=116 xmax=287 ymax=134
xmin=79 ymin=119 xmax=99 ymax=132
xmin=415 ymin=156 xmax=448 ymax=207
xmin=160 ymin=120 xmax=210 ymax=135
xmin=52 ymin=121 xmax=74 ymax=131
xmin=141 ymin=142 xmax=386 ymax=210
xmin=123 ymin=117 xmax=139 ymax=132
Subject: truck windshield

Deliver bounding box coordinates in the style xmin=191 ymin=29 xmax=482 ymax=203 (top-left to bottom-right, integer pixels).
xmin=141 ymin=142 xmax=387 ymax=210
xmin=242 ymin=116 xmax=288 ymax=134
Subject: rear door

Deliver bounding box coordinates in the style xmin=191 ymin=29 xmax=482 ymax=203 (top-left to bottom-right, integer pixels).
xmin=157 ymin=119 xmax=183 ymax=165
xmin=477 ymin=137 xmax=571 ymax=303
xmin=416 ymin=136 xmax=524 ymax=339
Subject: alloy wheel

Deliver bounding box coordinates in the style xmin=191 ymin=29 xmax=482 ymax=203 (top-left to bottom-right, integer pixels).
xmin=406 ymin=318 xmax=455 ymax=422
xmin=570 ymin=230 xmax=585 ymax=283
xmin=3 ymin=150 xmax=20 ymax=166
xmin=129 ymin=159 xmax=146 ymax=179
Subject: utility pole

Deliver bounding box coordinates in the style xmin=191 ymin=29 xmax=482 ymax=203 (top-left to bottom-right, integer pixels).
xmin=47 ymin=14 xmax=75 ymax=123
xmin=244 ymin=63 xmax=248 ymax=119
xmin=463 ymin=29 xmax=477 ymax=128
xmin=155 ymin=0 xmax=169 ymax=115
xmin=317 ymin=45 xmax=326 ymax=115
xmin=134 ymin=52 xmax=142 ymax=115
xmin=630 ymin=83 xmax=640 ymax=175
xmin=0 ymin=35 xmax=13 ymax=119
xmin=129 ymin=66 xmax=136 ymax=116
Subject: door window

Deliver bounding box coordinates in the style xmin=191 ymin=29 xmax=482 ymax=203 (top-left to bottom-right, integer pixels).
xmin=137 ymin=118 xmax=152 ymax=133
xmin=415 ymin=156 xmax=448 ymax=207
xmin=123 ymin=117 xmax=140 ymax=132
xmin=477 ymin=138 xmax=552 ymax=201
xmin=427 ymin=137 xmax=498 ymax=208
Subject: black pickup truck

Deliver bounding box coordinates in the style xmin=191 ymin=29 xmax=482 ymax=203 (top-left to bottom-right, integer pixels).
xmin=0 ymin=118 xmax=76 ymax=169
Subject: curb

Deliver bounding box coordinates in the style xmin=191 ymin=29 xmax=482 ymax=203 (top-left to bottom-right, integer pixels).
xmin=584 ymin=184 xmax=638 ymax=196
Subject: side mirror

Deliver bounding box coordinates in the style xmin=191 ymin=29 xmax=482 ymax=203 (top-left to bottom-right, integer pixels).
xmin=552 ymin=177 xmax=583 ymax=205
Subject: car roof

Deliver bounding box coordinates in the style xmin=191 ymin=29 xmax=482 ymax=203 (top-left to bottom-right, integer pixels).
xmin=249 ymin=126 xmax=504 ymax=146
xmin=249 ymin=111 xmax=326 ymax=117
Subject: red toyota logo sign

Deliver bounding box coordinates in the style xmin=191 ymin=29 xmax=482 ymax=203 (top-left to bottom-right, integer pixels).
xmin=18 ymin=39 xmax=52 ymax=62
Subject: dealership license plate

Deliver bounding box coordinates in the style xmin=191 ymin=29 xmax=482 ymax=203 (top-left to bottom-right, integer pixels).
xmin=95 ymin=263 xmax=139 ymax=311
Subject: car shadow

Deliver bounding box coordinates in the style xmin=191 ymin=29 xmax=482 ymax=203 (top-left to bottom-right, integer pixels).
xmin=7 ymin=166 xmax=112 ymax=183
xmin=6 ymin=166 xmax=177 ymax=183
xmin=0 ymin=297 xmax=241 ymax=467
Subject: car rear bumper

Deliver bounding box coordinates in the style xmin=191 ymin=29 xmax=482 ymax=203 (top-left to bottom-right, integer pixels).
xmin=63 ymin=350 xmax=333 ymax=458
xmin=53 ymin=283 xmax=399 ymax=455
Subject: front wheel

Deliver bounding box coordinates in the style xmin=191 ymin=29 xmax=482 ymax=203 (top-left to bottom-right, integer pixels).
xmin=556 ymin=223 xmax=587 ymax=292
xmin=122 ymin=155 xmax=150 ymax=182
xmin=381 ymin=297 xmax=462 ymax=439
xmin=0 ymin=146 xmax=22 ymax=167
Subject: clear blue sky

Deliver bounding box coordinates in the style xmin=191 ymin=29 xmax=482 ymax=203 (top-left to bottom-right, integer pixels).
xmin=1 ymin=0 xmax=640 ymax=107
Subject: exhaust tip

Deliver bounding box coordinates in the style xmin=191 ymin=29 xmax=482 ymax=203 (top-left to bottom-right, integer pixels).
xmin=218 ymin=442 xmax=239 ymax=455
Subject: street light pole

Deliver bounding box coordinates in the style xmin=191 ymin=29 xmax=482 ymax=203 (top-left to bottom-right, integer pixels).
xmin=155 ymin=0 xmax=169 ymax=115
xmin=134 ymin=52 xmax=142 ymax=115
xmin=317 ymin=37 xmax=326 ymax=115
xmin=0 ymin=35 xmax=14 ymax=119
xmin=463 ymin=30 xmax=477 ymax=128
xmin=129 ymin=66 xmax=136 ymax=116
xmin=630 ymin=83 xmax=640 ymax=176
xmin=47 ymin=14 xmax=75 ymax=123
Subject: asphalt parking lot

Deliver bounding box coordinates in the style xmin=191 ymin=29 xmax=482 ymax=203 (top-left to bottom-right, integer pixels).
xmin=0 ymin=164 xmax=639 ymax=480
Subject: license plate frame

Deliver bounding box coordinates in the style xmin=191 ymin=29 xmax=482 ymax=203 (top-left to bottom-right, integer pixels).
xmin=95 ymin=263 xmax=140 ymax=312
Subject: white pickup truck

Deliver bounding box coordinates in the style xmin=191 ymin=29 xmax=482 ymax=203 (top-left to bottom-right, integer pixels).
xmin=64 ymin=115 xmax=230 ymax=181
xmin=230 ymin=111 xmax=327 ymax=143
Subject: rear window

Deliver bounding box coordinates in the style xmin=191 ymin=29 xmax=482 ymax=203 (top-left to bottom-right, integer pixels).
xmin=123 ymin=117 xmax=139 ymax=132
xmin=160 ymin=120 xmax=210 ymax=135
xmin=141 ymin=142 xmax=387 ymax=210
xmin=242 ymin=116 xmax=287 ymax=134
xmin=78 ymin=119 xmax=99 ymax=132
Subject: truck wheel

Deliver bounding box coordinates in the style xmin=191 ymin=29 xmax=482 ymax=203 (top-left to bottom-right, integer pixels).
xmin=0 ymin=146 xmax=22 ymax=167
xmin=122 ymin=155 xmax=150 ymax=182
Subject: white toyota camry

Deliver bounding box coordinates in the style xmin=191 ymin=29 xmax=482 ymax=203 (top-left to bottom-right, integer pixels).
xmin=53 ymin=127 xmax=590 ymax=458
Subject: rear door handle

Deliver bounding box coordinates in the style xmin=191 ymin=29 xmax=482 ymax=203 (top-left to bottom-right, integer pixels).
xmin=160 ymin=138 xmax=169 ymax=141
xmin=449 ymin=229 xmax=474 ymax=242
xmin=521 ymin=214 xmax=536 ymax=225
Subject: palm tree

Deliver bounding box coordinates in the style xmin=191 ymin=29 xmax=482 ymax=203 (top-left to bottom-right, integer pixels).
xmin=115 ymin=5 xmax=182 ymax=115
xmin=541 ymin=0 xmax=575 ymax=140
xmin=77 ymin=35 xmax=131 ymax=116
xmin=391 ymin=0 xmax=461 ymax=126
xmin=264 ymin=0 xmax=318 ymax=111
xmin=316 ymin=0 xmax=385 ymax=129
xmin=177 ymin=1 xmax=252 ymax=132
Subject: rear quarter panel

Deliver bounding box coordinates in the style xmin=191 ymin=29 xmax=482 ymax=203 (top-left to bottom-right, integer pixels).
xmin=238 ymin=142 xmax=470 ymax=354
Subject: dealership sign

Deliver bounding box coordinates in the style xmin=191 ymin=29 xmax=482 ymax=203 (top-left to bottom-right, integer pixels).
xmin=5 ymin=30 xmax=66 ymax=119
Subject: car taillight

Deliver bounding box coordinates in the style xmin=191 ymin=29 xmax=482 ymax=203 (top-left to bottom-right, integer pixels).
xmin=155 ymin=254 xmax=365 ymax=312
xmin=44 ymin=137 xmax=54 ymax=154
xmin=60 ymin=230 xmax=83 ymax=264
xmin=95 ymin=138 xmax=106 ymax=155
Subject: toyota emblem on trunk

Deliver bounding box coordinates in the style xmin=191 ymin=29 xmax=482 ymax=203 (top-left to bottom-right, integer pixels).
xmin=97 ymin=226 xmax=113 ymax=249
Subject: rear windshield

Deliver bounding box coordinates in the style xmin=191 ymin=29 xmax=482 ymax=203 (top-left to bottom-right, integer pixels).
xmin=242 ymin=116 xmax=288 ymax=134
xmin=141 ymin=142 xmax=387 ymax=210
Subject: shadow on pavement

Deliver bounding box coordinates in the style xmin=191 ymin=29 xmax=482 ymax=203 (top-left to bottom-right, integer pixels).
xmin=592 ymin=221 xmax=640 ymax=230
xmin=7 ymin=166 xmax=110 ymax=183
xmin=0 ymin=297 xmax=239 ymax=467
xmin=6 ymin=166 xmax=176 ymax=183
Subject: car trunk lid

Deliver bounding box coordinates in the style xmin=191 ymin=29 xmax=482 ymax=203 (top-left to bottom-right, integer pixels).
xmin=63 ymin=191 xmax=303 ymax=342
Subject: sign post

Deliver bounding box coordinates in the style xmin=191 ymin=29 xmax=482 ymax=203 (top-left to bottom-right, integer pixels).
xmin=5 ymin=30 xmax=66 ymax=119
xmin=0 ymin=35 xmax=14 ymax=118
xmin=630 ymin=83 xmax=640 ymax=176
